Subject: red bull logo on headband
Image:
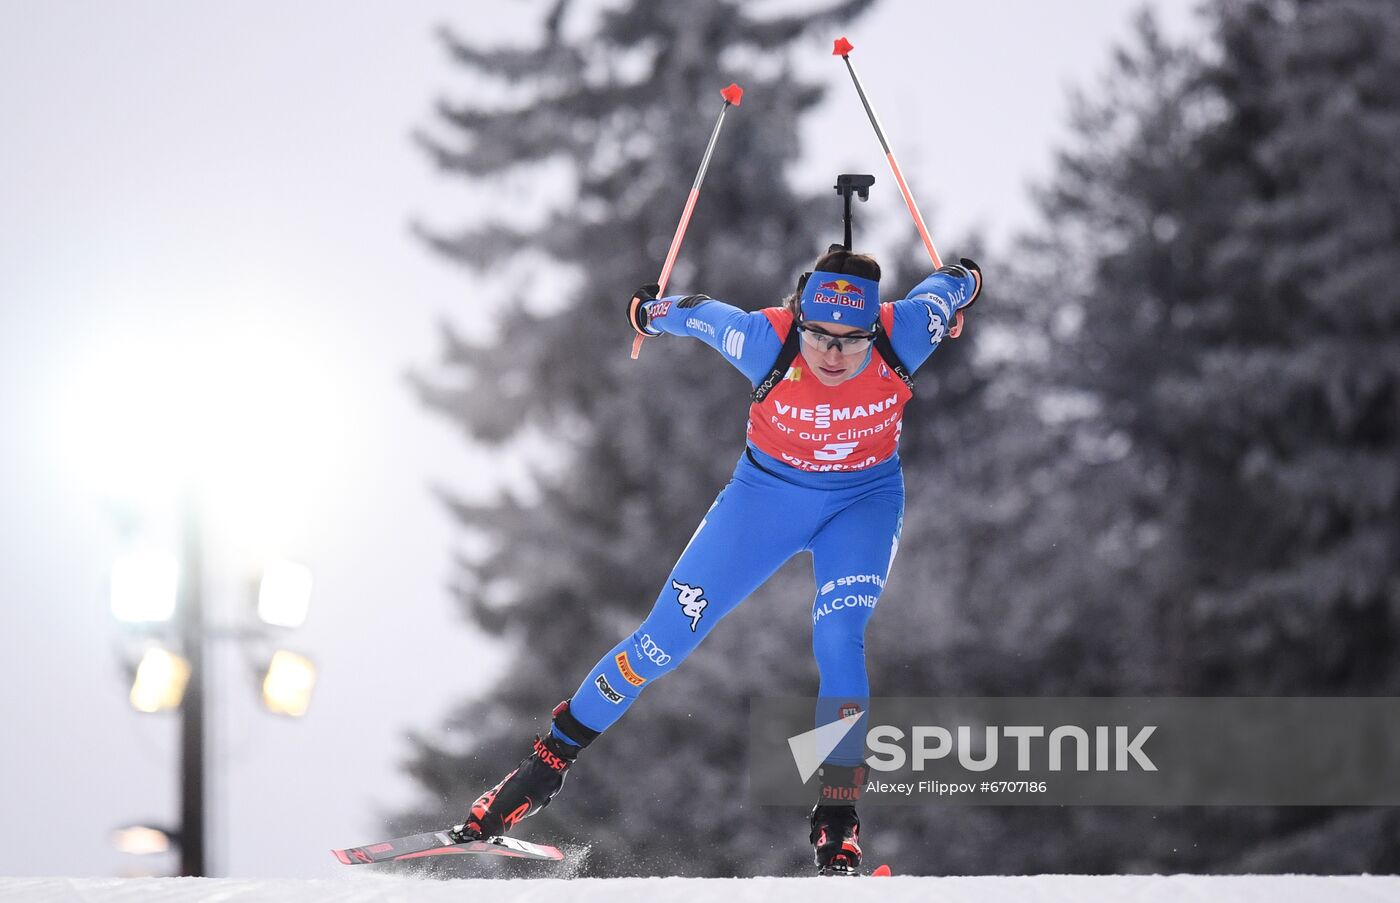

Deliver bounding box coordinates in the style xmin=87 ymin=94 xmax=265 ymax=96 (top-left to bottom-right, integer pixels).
xmin=812 ymin=279 xmax=867 ymax=309
xmin=801 ymin=270 xmax=880 ymax=329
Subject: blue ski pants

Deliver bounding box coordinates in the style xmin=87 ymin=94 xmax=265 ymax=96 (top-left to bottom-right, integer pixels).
xmin=561 ymin=447 xmax=904 ymax=765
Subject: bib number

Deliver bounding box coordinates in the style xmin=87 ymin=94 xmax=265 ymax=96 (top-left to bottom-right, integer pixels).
xmin=813 ymin=441 xmax=860 ymax=462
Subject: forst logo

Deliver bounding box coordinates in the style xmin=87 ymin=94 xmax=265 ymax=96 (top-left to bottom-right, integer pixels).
xmin=594 ymin=674 xmax=624 ymax=704
xmin=813 ymin=279 xmax=867 ymax=309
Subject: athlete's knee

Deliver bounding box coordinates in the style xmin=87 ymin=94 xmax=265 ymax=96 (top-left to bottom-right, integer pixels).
xmin=812 ymin=622 xmax=867 ymax=672
xmin=811 ymin=584 xmax=877 ymax=673
xmin=630 ymin=627 xmax=684 ymax=678
xmin=600 ymin=626 xmax=689 ymax=700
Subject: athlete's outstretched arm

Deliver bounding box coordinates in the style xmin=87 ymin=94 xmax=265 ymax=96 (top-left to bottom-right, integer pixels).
xmin=889 ymin=260 xmax=982 ymax=373
xmin=627 ymin=288 xmax=783 ymax=386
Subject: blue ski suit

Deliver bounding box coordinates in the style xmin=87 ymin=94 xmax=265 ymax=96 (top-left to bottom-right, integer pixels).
xmin=560 ymin=270 xmax=976 ymax=765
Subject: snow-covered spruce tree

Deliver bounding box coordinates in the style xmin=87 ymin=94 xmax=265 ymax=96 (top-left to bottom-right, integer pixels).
xmin=878 ymin=0 xmax=1400 ymax=875
xmin=1001 ymin=0 xmax=1400 ymax=874
xmin=1149 ymin=0 xmax=1400 ymax=871
xmin=1032 ymin=0 xmax=1400 ymax=703
xmin=398 ymin=0 xmax=876 ymax=877
xmin=1158 ymin=0 xmax=1400 ymax=700
xmin=855 ymin=13 xmax=1207 ymax=875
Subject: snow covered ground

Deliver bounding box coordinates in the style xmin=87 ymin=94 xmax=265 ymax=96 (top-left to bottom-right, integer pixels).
xmin=1 ymin=875 xmax=1395 ymax=902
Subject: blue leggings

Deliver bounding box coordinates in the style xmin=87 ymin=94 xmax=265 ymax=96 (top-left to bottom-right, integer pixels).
xmin=562 ymin=449 xmax=904 ymax=766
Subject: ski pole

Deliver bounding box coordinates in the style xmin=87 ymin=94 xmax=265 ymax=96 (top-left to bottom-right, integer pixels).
xmin=832 ymin=37 xmax=965 ymax=338
xmin=631 ymin=82 xmax=744 ymax=360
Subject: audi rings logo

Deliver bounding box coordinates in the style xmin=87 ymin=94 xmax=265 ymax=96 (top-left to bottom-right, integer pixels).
xmin=639 ymin=633 xmax=671 ymax=666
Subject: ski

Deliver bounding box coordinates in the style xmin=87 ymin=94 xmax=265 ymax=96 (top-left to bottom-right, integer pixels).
xmin=332 ymin=829 xmax=564 ymax=865
xmin=816 ymin=862 xmax=892 ymax=877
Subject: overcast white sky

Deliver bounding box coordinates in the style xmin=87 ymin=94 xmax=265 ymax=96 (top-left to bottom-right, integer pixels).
xmin=0 ymin=0 xmax=1198 ymax=879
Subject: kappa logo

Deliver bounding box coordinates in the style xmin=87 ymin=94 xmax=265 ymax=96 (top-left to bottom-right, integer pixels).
xmin=673 ymin=580 xmax=709 ymax=632
xmin=594 ymin=673 xmax=624 ymax=704
xmin=922 ymin=296 xmax=951 ymax=345
xmin=615 ymin=651 xmax=646 ymax=686
xmin=723 ymin=327 xmax=745 ymax=359
xmin=639 ymin=633 xmax=672 ymax=666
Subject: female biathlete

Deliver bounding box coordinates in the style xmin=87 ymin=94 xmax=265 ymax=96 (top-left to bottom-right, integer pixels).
xmin=452 ymin=247 xmax=981 ymax=875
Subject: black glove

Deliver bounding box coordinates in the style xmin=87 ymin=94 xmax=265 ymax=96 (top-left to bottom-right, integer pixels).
xmin=934 ymin=257 xmax=982 ymax=310
xmin=627 ymin=282 xmax=661 ymax=337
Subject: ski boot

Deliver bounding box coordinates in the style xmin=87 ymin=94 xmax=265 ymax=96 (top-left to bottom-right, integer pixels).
xmin=810 ymin=762 xmax=865 ymax=876
xmin=451 ymin=699 xmax=599 ymax=841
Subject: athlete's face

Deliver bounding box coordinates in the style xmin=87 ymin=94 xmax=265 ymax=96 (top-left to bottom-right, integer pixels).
xmin=798 ymin=321 xmax=875 ymax=386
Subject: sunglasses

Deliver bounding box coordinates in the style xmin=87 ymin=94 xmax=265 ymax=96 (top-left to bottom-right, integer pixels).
xmin=797 ymin=323 xmax=876 ymax=354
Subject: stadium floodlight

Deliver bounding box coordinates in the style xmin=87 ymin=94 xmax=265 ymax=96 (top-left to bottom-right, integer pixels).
xmin=129 ymin=647 xmax=191 ymax=713
xmin=111 ymin=549 xmax=180 ymax=622
xmin=256 ymin=559 xmax=314 ymax=628
xmin=112 ymin=824 xmax=175 ymax=855
xmin=261 ymin=650 xmax=316 ymax=717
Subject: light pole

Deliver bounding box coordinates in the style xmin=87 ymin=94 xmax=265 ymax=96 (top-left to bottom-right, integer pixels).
xmin=175 ymin=492 xmax=206 ymax=878
xmin=110 ymin=501 xmax=317 ymax=876
xmin=69 ymin=324 xmax=335 ymax=876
